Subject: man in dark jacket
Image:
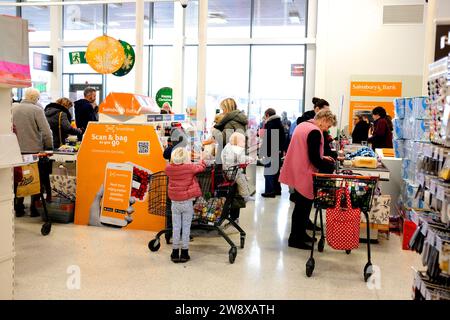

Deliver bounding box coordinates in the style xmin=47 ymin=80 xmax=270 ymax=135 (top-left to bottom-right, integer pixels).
xmin=45 ymin=98 xmax=82 ymax=149
xmin=260 ymin=108 xmax=286 ymax=198
xmin=74 ymin=87 xmax=98 ymax=138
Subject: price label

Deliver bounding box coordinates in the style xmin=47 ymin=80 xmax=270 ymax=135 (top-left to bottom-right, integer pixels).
xmin=439 ymin=148 xmax=445 ymax=161
xmin=433 ymin=147 xmax=439 ymax=160
xmin=424 ymin=144 xmax=433 ymax=158
xmin=435 ymin=236 xmax=443 ymax=253
xmin=429 ymin=180 xmax=437 ymax=194
xmin=421 ymin=222 xmax=428 ymax=236
xmin=437 ymin=185 xmax=446 ymax=201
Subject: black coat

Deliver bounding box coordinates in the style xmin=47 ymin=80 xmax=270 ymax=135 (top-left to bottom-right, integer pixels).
xmin=74 ymin=99 xmax=97 ymax=134
xmin=45 ymin=103 xmax=79 ymax=149
xmin=261 ymin=115 xmax=286 ymax=158
xmin=352 ymin=121 xmax=370 ymax=144
xmin=296 ymin=110 xmax=316 ymax=125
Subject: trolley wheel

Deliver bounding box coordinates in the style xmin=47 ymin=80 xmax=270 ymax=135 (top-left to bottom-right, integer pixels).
xmin=346 ymin=250 xmax=351 ymax=255
xmin=229 ymin=247 xmax=237 ymax=264
xmin=240 ymin=236 xmax=245 ymax=249
xmin=165 ymin=232 xmax=171 ymax=245
xmin=148 ymin=239 xmax=161 ymax=252
xmin=306 ymin=257 xmax=315 ymax=277
xmin=318 ymin=238 xmax=325 ymax=252
xmin=364 ymin=263 xmax=373 ymax=282
xmin=41 ymin=222 xmax=51 ymax=236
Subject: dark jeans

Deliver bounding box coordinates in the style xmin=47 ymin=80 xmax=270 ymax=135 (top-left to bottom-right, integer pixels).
xmin=229 ymin=208 xmax=240 ymax=221
xmin=289 ymin=190 xmax=314 ymax=243
xmin=263 ymin=156 xmax=282 ymax=194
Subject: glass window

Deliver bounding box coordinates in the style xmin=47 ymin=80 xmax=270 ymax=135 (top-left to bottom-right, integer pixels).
xmin=63 ymin=3 xmax=103 ymax=41
xmin=151 ymin=46 xmax=174 ymax=97
xmin=184 ymin=45 xmax=198 ymax=112
xmin=29 ymin=47 xmax=52 ymax=106
xmin=152 ymin=1 xmax=174 ymax=41
xmin=62 ymin=74 xmax=103 ymax=104
xmin=252 ymin=0 xmax=307 ymax=38
xmin=106 ymin=45 xmax=137 ymax=95
xmin=208 ymin=0 xmax=251 ymax=38
xmin=107 ymin=3 xmax=136 ymax=44
xmin=249 ymin=45 xmax=305 ymax=126
xmin=22 ymin=4 xmax=50 ymax=42
xmin=205 ymin=46 xmax=250 ymax=128
xmin=0 ymin=0 xmax=17 ymax=17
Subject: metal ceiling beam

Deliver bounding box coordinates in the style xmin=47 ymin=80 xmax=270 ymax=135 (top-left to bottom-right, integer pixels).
xmin=0 ymin=0 xmax=174 ymax=6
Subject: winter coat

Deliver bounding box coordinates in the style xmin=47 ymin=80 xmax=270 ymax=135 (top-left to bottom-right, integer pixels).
xmin=214 ymin=109 xmax=248 ymax=146
xmin=260 ymin=114 xmax=287 ymax=158
xmin=45 ymin=103 xmax=79 ymax=149
xmin=352 ymin=121 xmax=370 ymax=144
xmin=12 ymin=99 xmax=53 ymax=153
xmin=368 ymin=118 xmax=393 ymax=149
xmin=165 ymin=161 xmax=206 ymax=201
xmin=296 ymin=110 xmax=316 ymax=125
xmin=74 ymin=99 xmax=97 ymax=135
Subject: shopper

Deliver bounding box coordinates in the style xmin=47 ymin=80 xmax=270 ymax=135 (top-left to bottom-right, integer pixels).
xmin=202 ymin=113 xmax=224 ymax=160
xmin=163 ymin=123 xmax=189 ymax=161
xmin=45 ymin=98 xmax=82 ymax=149
xmin=296 ymin=98 xmax=329 ymax=125
xmin=351 ymin=114 xmax=370 ymax=144
xmin=12 ymin=88 xmax=53 ymax=217
xmin=74 ymin=87 xmax=98 ymax=137
xmin=281 ymin=111 xmax=291 ymax=150
xmin=214 ymin=98 xmax=248 ymax=148
xmin=221 ymin=132 xmax=253 ymax=203
xmin=368 ymin=106 xmax=393 ymax=149
xmin=213 ymin=98 xmax=248 ymax=224
xmin=260 ymin=108 xmax=286 ymax=198
xmin=279 ymin=110 xmax=337 ymax=250
xmin=165 ymin=148 xmax=206 ymax=263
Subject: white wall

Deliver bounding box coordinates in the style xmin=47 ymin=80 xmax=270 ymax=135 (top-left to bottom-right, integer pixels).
xmin=437 ymin=0 xmax=450 ymax=20
xmin=315 ymin=0 xmax=427 ymax=128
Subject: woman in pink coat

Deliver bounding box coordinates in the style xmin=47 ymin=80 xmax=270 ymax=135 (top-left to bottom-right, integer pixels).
xmin=279 ymin=110 xmax=337 ymax=250
xmin=165 ymin=148 xmax=206 ymax=263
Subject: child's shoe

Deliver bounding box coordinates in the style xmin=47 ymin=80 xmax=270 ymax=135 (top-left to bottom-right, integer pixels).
xmin=171 ymin=249 xmax=180 ymax=263
xmin=180 ymin=249 xmax=190 ymax=263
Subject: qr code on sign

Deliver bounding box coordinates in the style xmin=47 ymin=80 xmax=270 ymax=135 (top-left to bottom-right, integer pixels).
xmin=137 ymin=141 xmax=150 ymax=154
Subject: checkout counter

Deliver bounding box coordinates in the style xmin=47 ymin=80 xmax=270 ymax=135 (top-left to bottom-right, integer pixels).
xmin=339 ymin=144 xmax=401 ymax=241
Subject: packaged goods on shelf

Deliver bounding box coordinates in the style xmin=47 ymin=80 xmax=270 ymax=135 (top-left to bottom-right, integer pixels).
xmin=405 ymin=97 xmax=414 ymax=119
xmin=394 ymin=98 xmax=405 ymax=119
xmin=393 ymin=139 xmax=404 ymax=158
xmin=413 ymin=120 xmax=431 ymax=142
xmin=413 ymin=96 xmax=431 ymax=120
xmin=393 ymin=119 xmax=404 ymax=140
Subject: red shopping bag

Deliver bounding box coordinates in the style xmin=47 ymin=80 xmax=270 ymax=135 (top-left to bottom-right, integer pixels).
xmin=326 ymin=187 xmax=361 ymax=250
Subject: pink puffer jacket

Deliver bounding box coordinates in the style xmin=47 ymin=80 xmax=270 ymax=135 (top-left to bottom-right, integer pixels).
xmin=165 ymin=161 xmax=206 ymax=201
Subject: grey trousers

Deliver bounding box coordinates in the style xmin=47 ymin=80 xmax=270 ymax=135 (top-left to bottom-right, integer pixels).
xmin=171 ymin=200 xmax=194 ymax=250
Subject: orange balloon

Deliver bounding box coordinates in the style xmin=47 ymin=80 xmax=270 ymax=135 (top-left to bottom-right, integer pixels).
xmin=86 ymin=35 xmax=125 ymax=74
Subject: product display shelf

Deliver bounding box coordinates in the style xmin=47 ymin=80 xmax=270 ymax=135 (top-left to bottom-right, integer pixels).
xmin=0 ymin=87 xmax=15 ymax=300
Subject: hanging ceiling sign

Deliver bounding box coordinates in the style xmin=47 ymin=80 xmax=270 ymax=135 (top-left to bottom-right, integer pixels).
xmin=33 ymin=52 xmax=53 ymax=72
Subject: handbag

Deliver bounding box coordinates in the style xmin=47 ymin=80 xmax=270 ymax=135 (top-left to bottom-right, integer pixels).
xmin=326 ymin=187 xmax=361 ymax=250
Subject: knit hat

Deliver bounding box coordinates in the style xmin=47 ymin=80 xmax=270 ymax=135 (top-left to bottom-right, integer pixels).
xmin=171 ymin=147 xmax=190 ymax=165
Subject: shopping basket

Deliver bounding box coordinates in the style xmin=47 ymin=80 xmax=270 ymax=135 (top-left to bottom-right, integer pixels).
xmin=147 ymin=164 xmax=246 ymax=264
xmin=306 ymin=173 xmax=379 ymax=281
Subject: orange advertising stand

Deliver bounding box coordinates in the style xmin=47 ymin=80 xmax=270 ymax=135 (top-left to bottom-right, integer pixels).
xmin=75 ymin=123 xmax=167 ymax=231
xmin=75 ymin=92 xmax=168 ymax=232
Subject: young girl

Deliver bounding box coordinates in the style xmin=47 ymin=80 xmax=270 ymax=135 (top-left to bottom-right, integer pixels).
xmin=221 ymin=132 xmax=254 ymax=201
xmin=165 ymin=148 xmax=206 ymax=263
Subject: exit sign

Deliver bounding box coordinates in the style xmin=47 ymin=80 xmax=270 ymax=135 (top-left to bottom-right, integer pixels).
xmin=291 ymin=64 xmax=304 ymax=77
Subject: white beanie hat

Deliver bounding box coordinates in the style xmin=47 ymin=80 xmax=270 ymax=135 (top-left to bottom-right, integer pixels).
xmin=171 ymin=147 xmax=190 ymax=165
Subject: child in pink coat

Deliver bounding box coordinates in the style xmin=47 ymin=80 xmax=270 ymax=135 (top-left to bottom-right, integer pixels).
xmin=165 ymin=148 xmax=206 ymax=263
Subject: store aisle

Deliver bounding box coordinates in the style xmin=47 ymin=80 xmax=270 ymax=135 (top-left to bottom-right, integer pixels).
xmin=14 ymin=168 xmax=421 ymax=300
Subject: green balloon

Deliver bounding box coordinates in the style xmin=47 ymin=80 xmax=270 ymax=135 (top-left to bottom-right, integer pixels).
xmin=155 ymin=87 xmax=173 ymax=109
xmin=113 ymin=40 xmax=135 ymax=77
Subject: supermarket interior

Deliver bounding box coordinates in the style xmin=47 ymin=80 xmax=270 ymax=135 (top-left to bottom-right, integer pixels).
xmin=1 ymin=0 xmax=450 ymax=301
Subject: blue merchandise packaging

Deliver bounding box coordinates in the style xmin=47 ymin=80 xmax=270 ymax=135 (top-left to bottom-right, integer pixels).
xmin=394 ymin=98 xmax=405 ymax=119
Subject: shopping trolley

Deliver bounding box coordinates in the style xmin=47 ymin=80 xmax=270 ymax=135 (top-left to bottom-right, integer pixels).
xmin=306 ymin=173 xmax=379 ymax=281
xmin=147 ymin=164 xmax=247 ymax=264
xmin=14 ymin=153 xmax=53 ymax=236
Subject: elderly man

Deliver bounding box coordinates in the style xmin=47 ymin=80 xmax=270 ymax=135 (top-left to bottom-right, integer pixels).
xmin=74 ymin=87 xmax=98 ymax=137
xmin=12 ymin=88 xmax=53 ymax=217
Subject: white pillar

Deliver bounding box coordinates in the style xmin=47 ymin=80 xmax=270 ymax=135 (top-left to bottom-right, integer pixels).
xmin=173 ymin=2 xmax=186 ymax=114
xmin=135 ymin=0 xmax=145 ymax=95
xmin=304 ymin=0 xmax=318 ymax=113
xmin=50 ymin=3 xmax=62 ymax=100
xmin=196 ymin=0 xmax=208 ymax=130
xmin=423 ymin=0 xmax=438 ymax=94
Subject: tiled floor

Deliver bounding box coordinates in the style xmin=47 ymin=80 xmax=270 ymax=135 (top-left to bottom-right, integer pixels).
xmin=14 ymin=168 xmax=421 ymax=300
